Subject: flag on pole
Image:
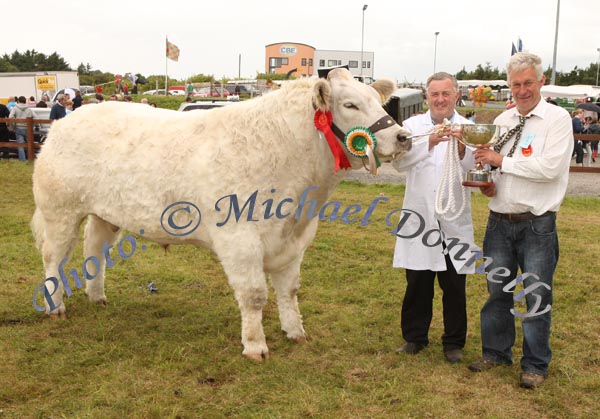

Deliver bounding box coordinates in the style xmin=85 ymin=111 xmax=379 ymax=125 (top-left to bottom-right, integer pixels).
xmin=511 ymin=43 xmax=517 ymax=56
xmin=517 ymin=38 xmax=523 ymax=52
xmin=166 ymin=39 xmax=180 ymax=62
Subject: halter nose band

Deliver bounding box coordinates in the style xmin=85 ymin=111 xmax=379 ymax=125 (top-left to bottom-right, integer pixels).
xmin=368 ymin=115 xmax=396 ymax=134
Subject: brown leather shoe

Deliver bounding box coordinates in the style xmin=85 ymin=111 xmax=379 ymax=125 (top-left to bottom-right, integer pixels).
xmin=396 ymin=342 xmax=426 ymax=355
xmin=444 ymin=348 xmax=463 ymax=363
xmin=468 ymin=358 xmax=503 ymax=372
xmin=520 ymin=372 xmax=545 ymax=389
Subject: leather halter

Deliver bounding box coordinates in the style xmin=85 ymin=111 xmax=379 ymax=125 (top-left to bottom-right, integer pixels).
xmin=330 ymin=114 xmax=397 ymax=143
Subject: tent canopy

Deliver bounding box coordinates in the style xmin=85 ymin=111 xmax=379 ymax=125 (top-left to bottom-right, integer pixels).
xmin=541 ymin=84 xmax=600 ymax=99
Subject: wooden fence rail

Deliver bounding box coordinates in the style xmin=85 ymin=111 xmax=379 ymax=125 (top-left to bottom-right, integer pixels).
xmin=0 ymin=117 xmax=51 ymax=162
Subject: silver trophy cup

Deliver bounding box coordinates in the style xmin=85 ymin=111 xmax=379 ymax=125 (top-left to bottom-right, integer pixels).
xmin=458 ymin=124 xmax=501 ymax=187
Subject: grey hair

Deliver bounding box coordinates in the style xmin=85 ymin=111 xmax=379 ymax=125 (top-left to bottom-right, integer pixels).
xmin=426 ymin=72 xmax=459 ymax=91
xmin=56 ymin=93 xmax=65 ymax=101
xmin=507 ymin=52 xmax=544 ymax=81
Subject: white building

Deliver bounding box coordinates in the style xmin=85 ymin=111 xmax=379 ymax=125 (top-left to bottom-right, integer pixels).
xmin=313 ymin=49 xmax=374 ymax=79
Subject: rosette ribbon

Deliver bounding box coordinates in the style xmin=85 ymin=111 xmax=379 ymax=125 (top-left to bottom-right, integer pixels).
xmin=344 ymin=127 xmax=380 ymax=175
xmin=314 ymin=110 xmax=351 ymax=172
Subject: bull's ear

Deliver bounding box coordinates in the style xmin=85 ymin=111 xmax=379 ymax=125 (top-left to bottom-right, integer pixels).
xmin=313 ymin=79 xmax=330 ymax=112
xmin=371 ymin=78 xmax=396 ymax=104
xmin=327 ymin=67 xmax=353 ymax=81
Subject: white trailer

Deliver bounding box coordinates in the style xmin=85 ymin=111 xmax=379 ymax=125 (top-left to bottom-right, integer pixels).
xmin=0 ymin=71 xmax=79 ymax=104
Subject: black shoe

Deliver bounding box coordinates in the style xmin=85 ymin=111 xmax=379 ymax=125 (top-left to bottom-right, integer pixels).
xmin=396 ymin=342 xmax=426 ymax=355
xmin=444 ymin=348 xmax=463 ymax=363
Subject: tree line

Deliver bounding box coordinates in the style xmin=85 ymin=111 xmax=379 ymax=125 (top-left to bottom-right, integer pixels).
xmin=2 ymin=49 xmax=599 ymax=87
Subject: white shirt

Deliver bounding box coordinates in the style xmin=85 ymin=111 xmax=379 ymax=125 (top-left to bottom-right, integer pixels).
xmin=391 ymin=110 xmax=479 ymax=274
xmin=491 ymin=99 xmax=572 ymax=215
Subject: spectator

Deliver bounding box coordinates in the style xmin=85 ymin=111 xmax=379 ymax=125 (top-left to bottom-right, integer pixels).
xmin=0 ymin=103 xmax=10 ymax=159
xmin=149 ymin=102 xmax=157 ymax=108
xmin=49 ymin=94 xmax=67 ymax=121
xmin=72 ymin=90 xmax=83 ymax=110
xmin=95 ymin=93 xmax=105 ymax=103
xmin=584 ymin=117 xmax=600 ymax=162
xmin=140 ymin=98 xmax=149 ymax=105
xmin=8 ymin=96 xmax=33 ymax=161
xmin=572 ymin=109 xmax=585 ymax=166
xmin=27 ymin=96 xmax=37 ymax=107
xmin=36 ymin=94 xmax=50 ymax=108
xmin=65 ymin=100 xmax=74 ymax=115
xmin=6 ymin=96 xmax=17 ymax=111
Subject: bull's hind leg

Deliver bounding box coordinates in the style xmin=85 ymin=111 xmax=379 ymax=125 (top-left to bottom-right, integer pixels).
xmin=269 ymin=256 xmax=307 ymax=343
xmin=83 ymin=215 xmax=121 ymax=305
xmin=214 ymin=236 xmax=269 ymax=361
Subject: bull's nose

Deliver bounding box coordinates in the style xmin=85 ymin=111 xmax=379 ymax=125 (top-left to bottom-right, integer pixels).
xmin=397 ymin=133 xmax=409 ymax=142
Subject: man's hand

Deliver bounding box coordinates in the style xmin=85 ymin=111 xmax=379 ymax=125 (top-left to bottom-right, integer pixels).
xmin=474 ymin=147 xmax=503 ymax=168
xmin=428 ymin=131 xmax=450 ymax=150
xmin=479 ymin=183 xmax=497 ymax=197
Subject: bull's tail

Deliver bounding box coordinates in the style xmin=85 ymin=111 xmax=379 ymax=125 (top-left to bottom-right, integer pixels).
xmin=31 ymin=208 xmax=46 ymax=251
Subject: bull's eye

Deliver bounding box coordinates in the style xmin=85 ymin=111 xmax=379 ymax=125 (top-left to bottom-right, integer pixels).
xmin=344 ymin=103 xmax=359 ymax=110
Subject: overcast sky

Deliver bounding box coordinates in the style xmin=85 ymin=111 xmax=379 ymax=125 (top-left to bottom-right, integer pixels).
xmin=7 ymin=0 xmax=599 ymax=84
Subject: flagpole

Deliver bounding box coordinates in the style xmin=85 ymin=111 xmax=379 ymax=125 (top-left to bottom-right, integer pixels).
xmin=165 ymin=36 xmax=168 ymax=96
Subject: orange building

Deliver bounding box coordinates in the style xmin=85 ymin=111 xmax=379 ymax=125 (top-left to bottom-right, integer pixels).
xmin=265 ymin=42 xmax=315 ymax=78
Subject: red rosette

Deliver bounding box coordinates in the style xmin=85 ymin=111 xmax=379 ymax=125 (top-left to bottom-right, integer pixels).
xmin=314 ymin=110 xmax=333 ymax=132
xmin=521 ymin=145 xmax=532 ymax=157
xmin=314 ymin=110 xmax=351 ymax=172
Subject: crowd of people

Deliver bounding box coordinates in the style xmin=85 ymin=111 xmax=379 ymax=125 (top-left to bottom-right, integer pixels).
xmin=1 ymin=90 xmax=159 ymax=160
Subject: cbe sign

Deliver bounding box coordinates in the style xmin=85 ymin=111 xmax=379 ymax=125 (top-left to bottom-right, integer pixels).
xmin=36 ymin=75 xmax=57 ymax=90
xmin=280 ymin=46 xmax=297 ymax=56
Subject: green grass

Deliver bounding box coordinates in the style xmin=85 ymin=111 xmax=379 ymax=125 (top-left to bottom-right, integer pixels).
xmin=1 ymin=161 xmax=599 ymax=418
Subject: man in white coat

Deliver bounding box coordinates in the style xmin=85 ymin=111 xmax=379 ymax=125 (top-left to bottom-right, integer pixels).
xmin=392 ymin=72 xmax=478 ymax=363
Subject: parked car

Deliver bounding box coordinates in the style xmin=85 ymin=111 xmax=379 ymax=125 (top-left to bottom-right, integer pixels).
xmin=177 ymin=101 xmax=234 ymax=112
xmin=192 ymin=87 xmax=229 ymax=98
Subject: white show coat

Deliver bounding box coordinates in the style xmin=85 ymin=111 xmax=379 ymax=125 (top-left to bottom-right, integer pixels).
xmin=392 ymin=110 xmax=479 ymax=274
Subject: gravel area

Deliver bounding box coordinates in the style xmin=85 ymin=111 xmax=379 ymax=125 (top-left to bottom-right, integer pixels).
xmin=346 ymin=163 xmax=600 ymax=198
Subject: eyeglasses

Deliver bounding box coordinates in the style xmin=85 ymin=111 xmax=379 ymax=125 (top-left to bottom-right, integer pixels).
xmin=510 ymin=80 xmax=538 ymax=90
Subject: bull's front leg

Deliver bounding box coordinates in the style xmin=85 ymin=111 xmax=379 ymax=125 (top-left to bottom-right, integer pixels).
xmin=216 ymin=237 xmax=270 ymax=361
xmin=269 ymin=255 xmax=307 ymax=343
xmin=232 ymin=279 xmax=269 ymax=361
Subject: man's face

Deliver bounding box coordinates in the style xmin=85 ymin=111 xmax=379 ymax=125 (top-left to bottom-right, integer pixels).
xmin=508 ymin=67 xmax=545 ymax=115
xmin=426 ymin=79 xmax=459 ymax=123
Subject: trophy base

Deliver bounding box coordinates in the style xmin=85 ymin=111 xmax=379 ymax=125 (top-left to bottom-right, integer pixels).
xmin=463 ymin=180 xmax=493 ymax=188
xmin=462 ymin=169 xmax=493 ymax=188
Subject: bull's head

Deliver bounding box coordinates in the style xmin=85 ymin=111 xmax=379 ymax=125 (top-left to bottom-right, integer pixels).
xmin=312 ymin=68 xmax=411 ymax=173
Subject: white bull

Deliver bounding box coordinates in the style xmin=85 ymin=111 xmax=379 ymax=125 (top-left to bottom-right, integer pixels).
xmin=31 ymin=68 xmax=411 ymax=360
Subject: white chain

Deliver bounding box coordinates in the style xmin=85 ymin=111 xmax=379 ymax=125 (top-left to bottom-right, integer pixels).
xmin=435 ymin=134 xmax=467 ymax=222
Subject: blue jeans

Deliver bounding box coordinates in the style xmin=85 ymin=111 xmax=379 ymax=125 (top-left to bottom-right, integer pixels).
xmin=480 ymin=212 xmax=557 ymax=376
xmin=15 ymin=127 xmax=27 ymax=161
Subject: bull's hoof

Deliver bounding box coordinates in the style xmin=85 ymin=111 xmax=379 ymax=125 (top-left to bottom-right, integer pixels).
xmin=292 ymin=336 xmax=308 ymax=344
xmin=87 ymin=294 xmax=108 ymax=306
xmin=244 ymin=352 xmax=269 ymax=362
xmin=94 ymin=298 xmax=108 ymax=307
xmin=48 ymin=311 xmax=68 ymax=320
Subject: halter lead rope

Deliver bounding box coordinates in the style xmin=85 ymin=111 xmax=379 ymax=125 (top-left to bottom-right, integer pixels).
xmin=435 ymin=131 xmax=467 ymax=222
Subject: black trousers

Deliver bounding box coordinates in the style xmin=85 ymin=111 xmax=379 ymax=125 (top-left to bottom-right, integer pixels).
xmin=401 ymin=254 xmax=467 ymax=350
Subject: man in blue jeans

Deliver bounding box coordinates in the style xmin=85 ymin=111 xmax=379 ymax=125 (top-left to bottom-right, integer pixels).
xmin=8 ymin=96 xmax=34 ymax=161
xmin=469 ymin=52 xmax=572 ymax=389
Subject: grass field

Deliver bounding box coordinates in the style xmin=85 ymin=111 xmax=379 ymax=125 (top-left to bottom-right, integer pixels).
xmin=1 ymin=161 xmax=599 ymax=419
